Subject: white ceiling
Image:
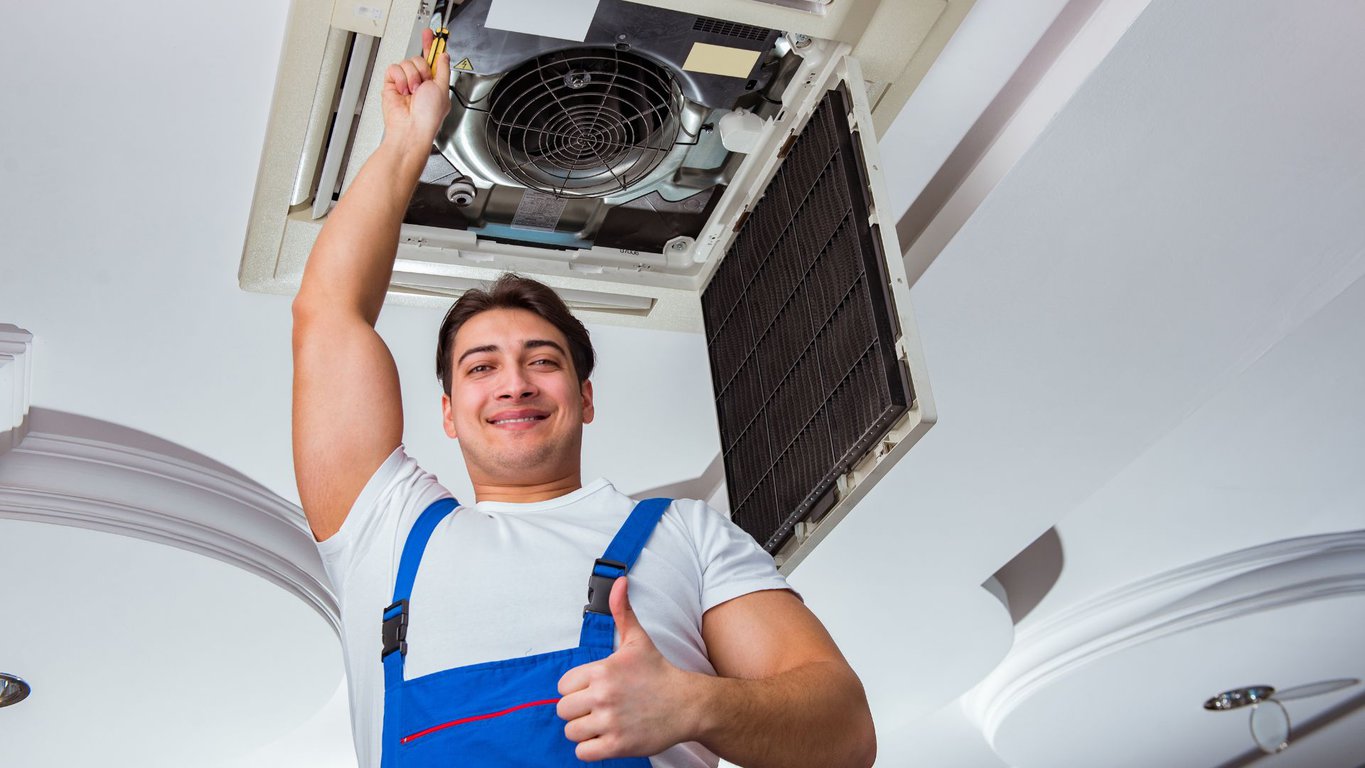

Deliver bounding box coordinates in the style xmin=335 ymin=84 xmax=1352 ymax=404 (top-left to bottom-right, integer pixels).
xmin=2 ymin=0 xmax=1363 ymax=767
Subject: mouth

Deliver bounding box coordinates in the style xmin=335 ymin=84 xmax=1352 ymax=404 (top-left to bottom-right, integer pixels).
xmin=487 ymin=410 xmax=550 ymax=428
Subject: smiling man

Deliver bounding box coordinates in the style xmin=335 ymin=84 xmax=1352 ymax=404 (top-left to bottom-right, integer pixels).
xmin=291 ymin=33 xmax=875 ymax=768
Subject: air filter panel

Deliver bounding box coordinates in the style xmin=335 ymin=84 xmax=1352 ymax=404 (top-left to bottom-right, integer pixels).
xmin=702 ymin=87 xmax=914 ymax=554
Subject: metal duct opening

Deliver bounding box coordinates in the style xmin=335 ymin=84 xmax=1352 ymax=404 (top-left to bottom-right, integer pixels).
xmin=485 ymin=49 xmax=685 ymax=198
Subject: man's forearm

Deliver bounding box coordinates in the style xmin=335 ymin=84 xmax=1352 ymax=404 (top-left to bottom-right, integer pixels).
xmin=294 ymin=139 xmax=429 ymax=326
xmin=686 ymin=660 xmax=876 ymax=768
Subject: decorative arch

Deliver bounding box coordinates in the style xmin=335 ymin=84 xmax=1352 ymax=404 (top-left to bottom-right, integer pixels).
xmin=0 ymin=408 xmax=337 ymax=633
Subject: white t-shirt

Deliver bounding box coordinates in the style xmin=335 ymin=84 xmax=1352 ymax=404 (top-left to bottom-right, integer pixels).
xmin=317 ymin=446 xmax=794 ymax=768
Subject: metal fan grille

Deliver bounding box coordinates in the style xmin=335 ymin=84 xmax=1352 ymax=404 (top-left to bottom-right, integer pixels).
xmin=485 ymin=49 xmax=684 ymax=198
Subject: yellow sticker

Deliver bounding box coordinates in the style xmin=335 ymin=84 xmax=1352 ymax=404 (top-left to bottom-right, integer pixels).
xmin=681 ymin=43 xmax=760 ymax=78
xmin=454 ymin=57 xmax=474 ymax=71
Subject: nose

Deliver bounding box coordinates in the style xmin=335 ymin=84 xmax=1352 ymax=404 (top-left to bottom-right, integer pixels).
xmin=496 ymin=366 xmax=537 ymax=401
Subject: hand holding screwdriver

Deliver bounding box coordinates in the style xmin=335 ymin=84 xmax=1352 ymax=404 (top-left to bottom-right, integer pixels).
xmin=379 ymin=28 xmax=451 ymax=154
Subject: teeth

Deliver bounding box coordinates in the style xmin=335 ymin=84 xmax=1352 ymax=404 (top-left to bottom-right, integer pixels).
xmin=494 ymin=417 xmax=541 ymax=424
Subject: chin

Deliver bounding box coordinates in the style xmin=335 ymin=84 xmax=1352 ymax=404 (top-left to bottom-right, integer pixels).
xmin=486 ymin=443 xmax=562 ymax=474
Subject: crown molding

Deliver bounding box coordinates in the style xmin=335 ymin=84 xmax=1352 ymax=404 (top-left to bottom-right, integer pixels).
xmin=0 ymin=409 xmax=338 ymax=633
xmin=967 ymin=530 xmax=1365 ymax=740
xmin=0 ymin=324 xmax=34 ymax=455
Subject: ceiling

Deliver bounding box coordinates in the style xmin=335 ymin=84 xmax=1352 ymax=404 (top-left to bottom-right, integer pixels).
xmin=1 ymin=0 xmax=1362 ymax=766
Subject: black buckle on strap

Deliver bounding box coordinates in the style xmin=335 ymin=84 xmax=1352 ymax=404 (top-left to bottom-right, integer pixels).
xmin=382 ymin=599 xmax=409 ymax=659
xmin=584 ymin=559 xmax=626 ymax=616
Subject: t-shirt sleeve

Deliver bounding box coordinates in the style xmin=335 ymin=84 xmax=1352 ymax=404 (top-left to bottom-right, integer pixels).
xmin=682 ymin=499 xmax=799 ymax=613
xmin=314 ymin=445 xmax=451 ymax=597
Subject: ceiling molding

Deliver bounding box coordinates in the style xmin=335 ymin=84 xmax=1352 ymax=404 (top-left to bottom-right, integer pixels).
xmin=0 ymin=409 xmax=338 ymax=633
xmin=0 ymin=323 xmax=34 ymax=455
xmin=896 ymin=0 xmax=1153 ymax=287
xmin=966 ymin=530 xmax=1365 ymax=741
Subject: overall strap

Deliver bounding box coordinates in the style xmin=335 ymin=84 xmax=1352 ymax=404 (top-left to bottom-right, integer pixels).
xmin=382 ymin=497 xmax=459 ymax=683
xmin=579 ymin=497 xmax=672 ymax=650
xmin=381 ymin=497 xmax=459 ymax=761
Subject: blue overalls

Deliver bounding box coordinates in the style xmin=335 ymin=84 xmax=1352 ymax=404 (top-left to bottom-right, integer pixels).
xmin=379 ymin=496 xmax=673 ymax=767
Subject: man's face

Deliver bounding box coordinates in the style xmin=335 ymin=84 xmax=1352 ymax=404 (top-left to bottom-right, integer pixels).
xmin=441 ymin=307 xmax=594 ymax=485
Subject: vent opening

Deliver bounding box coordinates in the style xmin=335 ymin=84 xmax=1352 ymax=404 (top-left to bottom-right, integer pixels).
xmin=485 ymin=49 xmax=685 ymax=198
xmin=693 ymin=18 xmax=770 ymax=42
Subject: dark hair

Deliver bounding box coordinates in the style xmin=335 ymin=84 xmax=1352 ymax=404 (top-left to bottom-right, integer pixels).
xmin=436 ymin=273 xmax=595 ymax=394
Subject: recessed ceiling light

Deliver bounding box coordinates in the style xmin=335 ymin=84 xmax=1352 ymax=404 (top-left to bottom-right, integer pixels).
xmin=0 ymin=673 xmax=31 ymax=708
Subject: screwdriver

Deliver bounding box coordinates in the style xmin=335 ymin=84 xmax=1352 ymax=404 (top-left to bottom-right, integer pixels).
xmin=427 ymin=26 xmax=449 ymax=77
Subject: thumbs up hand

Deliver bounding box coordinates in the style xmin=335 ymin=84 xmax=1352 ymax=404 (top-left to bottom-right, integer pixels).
xmin=556 ymin=577 xmax=699 ymax=761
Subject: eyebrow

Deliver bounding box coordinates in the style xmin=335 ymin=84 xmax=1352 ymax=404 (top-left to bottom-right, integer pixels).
xmin=456 ymin=339 xmax=568 ymax=367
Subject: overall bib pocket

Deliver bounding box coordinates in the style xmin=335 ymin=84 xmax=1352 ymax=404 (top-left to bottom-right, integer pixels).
xmin=379 ymin=497 xmax=671 ymax=767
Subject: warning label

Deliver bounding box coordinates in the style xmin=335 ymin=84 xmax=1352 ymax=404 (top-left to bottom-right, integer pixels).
xmin=454 ymin=57 xmax=474 ymax=71
xmin=511 ymin=191 xmax=567 ymax=232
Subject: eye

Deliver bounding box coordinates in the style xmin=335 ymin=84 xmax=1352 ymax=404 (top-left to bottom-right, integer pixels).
xmin=530 ymin=359 xmax=559 ymax=367
xmin=467 ymin=364 xmax=492 ymax=375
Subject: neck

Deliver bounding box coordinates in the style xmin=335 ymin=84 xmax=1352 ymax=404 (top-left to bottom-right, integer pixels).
xmin=472 ymin=473 xmax=584 ymax=504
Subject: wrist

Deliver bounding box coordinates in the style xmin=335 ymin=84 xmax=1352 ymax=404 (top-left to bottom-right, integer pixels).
xmin=375 ymin=133 xmax=433 ymax=177
xmin=677 ymin=669 xmax=727 ymax=746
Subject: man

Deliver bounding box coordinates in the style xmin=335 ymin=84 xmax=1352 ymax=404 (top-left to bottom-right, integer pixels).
xmin=292 ymin=31 xmax=876 ymax=768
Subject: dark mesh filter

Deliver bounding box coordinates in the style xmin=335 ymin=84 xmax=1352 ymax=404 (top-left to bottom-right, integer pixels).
xmin=701 ymin=88 xmax=913 ymax=553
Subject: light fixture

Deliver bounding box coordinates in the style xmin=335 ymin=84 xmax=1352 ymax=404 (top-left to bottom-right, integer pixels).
xmin=1203 ymin=678 xmax=1361 ymax=755
xmin=0 ymin=673 xmax=31 ymax=708
xmin=1203 ymin=685 xmax=1289 ymax=754
xmin=1203 ymin=685 xmax=1275 ymax=712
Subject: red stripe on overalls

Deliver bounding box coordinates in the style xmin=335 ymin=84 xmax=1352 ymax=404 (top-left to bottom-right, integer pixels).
xmin=401 ymin=697 xmax=564 ymax=744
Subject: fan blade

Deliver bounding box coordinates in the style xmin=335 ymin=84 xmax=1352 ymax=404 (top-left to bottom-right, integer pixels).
xmin=1274 ymin=678 xmax=1360 ymax=701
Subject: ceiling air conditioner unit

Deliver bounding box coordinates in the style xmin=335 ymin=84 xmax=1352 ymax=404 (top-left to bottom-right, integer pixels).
xmin=242 ymin=0 xmax=959 ymax=569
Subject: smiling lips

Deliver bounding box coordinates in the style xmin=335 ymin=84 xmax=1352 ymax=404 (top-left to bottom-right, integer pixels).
xmin=487 ymin=409 xmax=550 ymax=430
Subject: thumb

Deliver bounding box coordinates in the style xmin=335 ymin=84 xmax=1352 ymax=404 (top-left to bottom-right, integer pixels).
xmin=609 ymin=576 xmax=650 ymax=647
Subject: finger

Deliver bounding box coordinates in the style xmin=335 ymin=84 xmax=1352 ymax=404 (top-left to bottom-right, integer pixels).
xmin=434 ymin=51 xmax=451 ymax=91
xmin=563 ymin=712 xmax=604 ymax=744
xmin=399 ymin=58 xmax=426 ymax=94
xmin=408 ymin=54 xmax=432 ymax=78
xmin=406 ymin=57 xmax=428 ymax=93
xmin=386 ymin=63 xmax=409 ymax=95
xmin=609 ymin=576 xmax=645 ymax=645
xmin=557 ymin=661 xmax=596 ymax=696
xmin=576 ymin=735 xmax=620 ymax=763
xmin=556 ymin=690 xmax=594 ymax=722
xmin=422 ymin=27 xmax=434 ymax=58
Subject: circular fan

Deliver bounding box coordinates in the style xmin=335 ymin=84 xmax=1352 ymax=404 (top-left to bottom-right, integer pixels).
xmin=484 ymin=48 xmax=684 ymax=198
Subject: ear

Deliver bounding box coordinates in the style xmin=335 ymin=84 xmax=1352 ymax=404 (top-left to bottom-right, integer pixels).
xmin=441 ymin=392 xmax=459 ymax=439
xmin=580 ymin=379 xmax=594 ymax=425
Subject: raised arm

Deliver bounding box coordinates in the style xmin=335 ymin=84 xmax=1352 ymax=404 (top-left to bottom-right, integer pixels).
xmin=292 ymin=33 xmax=451 ymax=540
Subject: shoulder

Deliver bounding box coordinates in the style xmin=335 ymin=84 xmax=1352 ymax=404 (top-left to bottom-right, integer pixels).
xmin=315 ymin=445 xmax=454 ymax=588
xmin=628 ymin=493 xmax=794 ymax=609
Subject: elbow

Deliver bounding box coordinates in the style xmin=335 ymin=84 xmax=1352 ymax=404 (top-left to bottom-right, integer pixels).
xmin=291 ymin=296 xmax=318 ymax=353
xmin=858 ymin=730 xmax=877 ymax=768
xmin=843 ymin=672 xmax=876 ymax=768
xmin=292 ymin=292 xmax=341 ymax=339
xmin=293 ymin=289 xmax=374 ymax=331
xmin=851 ymin=712 xmax=876 ymax=768
xmin=292 ymin=291 xmax=320 ymax=327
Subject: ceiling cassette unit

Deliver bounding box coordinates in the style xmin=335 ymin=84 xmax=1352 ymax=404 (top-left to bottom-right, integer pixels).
xmin=243 ymin=0 xmax=957 ymax=567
